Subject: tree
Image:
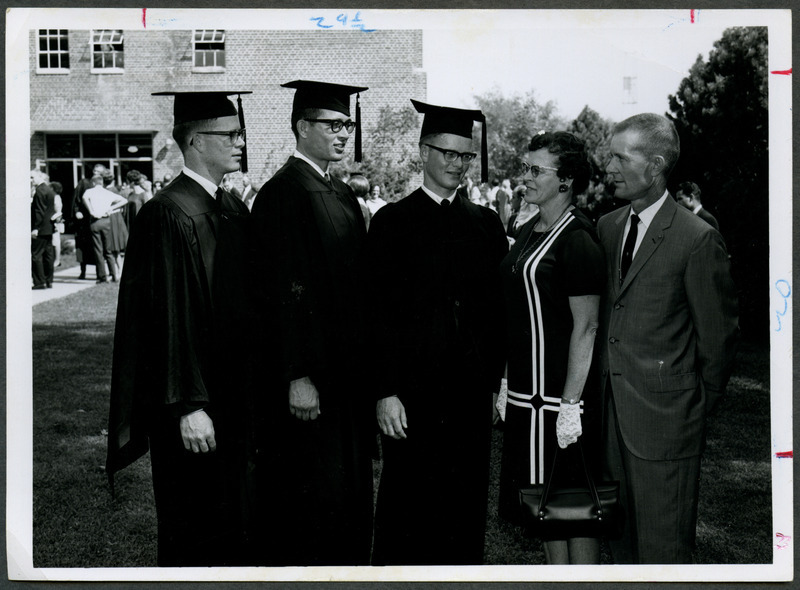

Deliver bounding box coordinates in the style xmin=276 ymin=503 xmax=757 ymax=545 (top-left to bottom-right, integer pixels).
xmin=667 ymin=26 xmax=768 ymax=340
xmin=567 ymin=105 xmax=619 ymax=220
xmin=474 ymin=89 xmax=564 ymax=184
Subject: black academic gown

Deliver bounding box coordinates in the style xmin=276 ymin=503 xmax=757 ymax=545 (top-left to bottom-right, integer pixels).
xmin=106 ymin=173 xmax=253 ymax=567
xmin=249 ymin=156 xmax=374 ymax=566
xmin=365 ymin=189 xmax=508 ymax=565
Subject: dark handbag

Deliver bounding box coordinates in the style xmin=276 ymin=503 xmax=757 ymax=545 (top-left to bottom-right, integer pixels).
xmin=518 ymin=439 xmax=624 ymax=540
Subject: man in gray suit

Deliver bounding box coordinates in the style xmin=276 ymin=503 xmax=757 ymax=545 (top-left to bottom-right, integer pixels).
xmin=597 ymin=113 xmax=739 ymax=564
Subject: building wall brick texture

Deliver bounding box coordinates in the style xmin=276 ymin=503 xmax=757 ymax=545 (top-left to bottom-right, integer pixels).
xmin=30 ymin=29 xmax=426 ymax=187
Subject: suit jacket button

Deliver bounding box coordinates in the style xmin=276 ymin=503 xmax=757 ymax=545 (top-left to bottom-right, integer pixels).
xmin=614 ymin=304 xmax=622 ymax=310
xmin=609 ymin=337 xmax=617 ymax=343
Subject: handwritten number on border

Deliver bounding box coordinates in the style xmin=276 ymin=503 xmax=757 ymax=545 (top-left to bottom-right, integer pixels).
xmin=310 ymin=12 xmax=376 ymax=32
xmin=774 ymin=280 xmax=791 ymax=332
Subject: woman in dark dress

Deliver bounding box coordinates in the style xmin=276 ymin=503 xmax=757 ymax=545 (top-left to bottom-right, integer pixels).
xmin=497 ymin=131 xmax=605 ymax=564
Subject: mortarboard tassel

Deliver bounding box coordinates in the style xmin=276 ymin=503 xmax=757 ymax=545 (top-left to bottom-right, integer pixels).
xmin=237 ymin=94 xmax=248 ymax=174
xmin=355 ymin=92 xmax=362 ymax=163
xmin=480 ymin=114 xmax=488 ymax=184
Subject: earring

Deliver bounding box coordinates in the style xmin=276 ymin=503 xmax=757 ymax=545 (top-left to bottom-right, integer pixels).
xmin=559 ymin=184 xmax=568 ymax=193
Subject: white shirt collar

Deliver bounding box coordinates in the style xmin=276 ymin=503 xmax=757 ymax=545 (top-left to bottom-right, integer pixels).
xmin=293 ymin=150 xmax=328 ymax=179
xmin=181 ymin=166 xmax=219 ymax=199
xmin=692 ymin=204 xmax=703 ymax=214
xmin=420 ymin=183 xmax=456 ymax=205
xmin=630 ymin=189 xmax=670 ymax=229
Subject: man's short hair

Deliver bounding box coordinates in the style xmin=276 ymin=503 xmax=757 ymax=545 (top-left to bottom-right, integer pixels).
xmin=91 ymin=174 xmax=104 ymax=186
xmin=102 ymin=170 xmax=115 ymax=186
xmin=172 ymin=119 xmax=209 ymax=152
xmin=419 ymin=132 xmax=455 ymax=148
xmin=614 ymin=113 xmax=680 ymax=178
xmin=291 ymin=108 xmax=323 ymax=140
xmin=677 ymin=181 xmax=700 ymax=199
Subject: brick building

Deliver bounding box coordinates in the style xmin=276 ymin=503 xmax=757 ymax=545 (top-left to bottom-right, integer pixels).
xmin=29 ymin=28 xmax=425 ymax=216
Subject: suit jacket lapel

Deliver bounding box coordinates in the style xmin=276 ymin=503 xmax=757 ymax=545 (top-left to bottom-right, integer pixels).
xmin=619 ymin=195 xmax=676 ymax=295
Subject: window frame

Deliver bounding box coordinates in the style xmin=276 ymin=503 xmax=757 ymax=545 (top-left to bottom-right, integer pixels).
xmin=36 ymin=29 xmax=70 ymax=74
xmin=192 ymin=29 xmax=226 ymax=72
xmin=90 ymin=29 xmax=125 ymax=74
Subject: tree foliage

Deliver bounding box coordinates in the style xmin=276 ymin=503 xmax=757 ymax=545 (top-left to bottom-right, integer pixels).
xmin=667 ymin=26 xmax=769 ymax=339
xmin=474 ymin=89 xmax=565 ymax=184
xmin=567 ymin=105 xmax=618 ymax=216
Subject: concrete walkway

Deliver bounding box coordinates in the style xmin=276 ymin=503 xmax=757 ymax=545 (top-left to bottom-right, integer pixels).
xmin=31 ymin=263 xmax=120 ymax=306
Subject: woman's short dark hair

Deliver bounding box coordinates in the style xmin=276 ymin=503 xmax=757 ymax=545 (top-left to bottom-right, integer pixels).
xmin=527 ymin=131 xmax=592 ymax=198
xmin=126 ymin=169 xmax=142 ymax=184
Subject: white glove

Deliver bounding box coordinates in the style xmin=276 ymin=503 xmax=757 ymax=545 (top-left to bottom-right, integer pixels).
xmin=556 ymin=401 xmax=582 ymax=448
xmin=495 ymin=378 xmax=508 ymax=421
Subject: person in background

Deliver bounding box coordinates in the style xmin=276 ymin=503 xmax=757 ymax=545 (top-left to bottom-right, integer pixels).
xmin=222 ymin=173 xmax=243 ymax=201
xmin=508 ymin=184 xmax=538 ymax=241
xmin=50 ymin=181 xmax=65 ymax=268
xmin=107 ymin=89 xmax=252 ymax=567
xmin=366 ymin=182 xmax=387 ymax=216
xmin=82 ymin=175 xmax=128 ymax=283
xmin=497 ymin=131 xmax=604 ymax=564
xmin=366 ymin=100 xmax=507 ymax=565
xmin=675 ymin=181 xmax=719 ymax=231
xmin=249 ymin=80 xmax=374 ymax=566
xmin=598 ymin=113 xmax=738 ymax=564
xmin=73 ymin=164 xmax=106 ymax=280
xmin=102 ymin=170 xmax=129 ymax=269
xmin=126 ymin=170 xmax=152 ymax=215
xmin=496 ymin=178 xmax=513 ymax=228
xmin=153 ymin=180 xmax=164 ymax=196
xmin=31 ymin=170 xmax=56 ymax=289
xmin=347 ymin=173 xmax=372 ymax=230
xmin=240 ymin=174 xmax=257 ymax=210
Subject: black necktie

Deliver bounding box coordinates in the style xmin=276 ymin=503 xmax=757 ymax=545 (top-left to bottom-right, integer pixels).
xmin=441 ymin=198 xmax=451 ymax=208
xmin=620 ymin=213 xmax=639 ymax=285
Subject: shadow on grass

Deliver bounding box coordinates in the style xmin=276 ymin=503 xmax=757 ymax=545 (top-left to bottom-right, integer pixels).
xmin=32 ymin=285 xmax=158 ymax=568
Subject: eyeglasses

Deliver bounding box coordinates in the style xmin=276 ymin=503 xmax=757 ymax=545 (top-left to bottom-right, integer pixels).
xmin=305 ymin=119 xmax=356 ymax=134
xmin=424 ymin=144 xmax=477 ymax=164
xmin=519 ymin=161 xmax=559 ymax=177
xmin=196 ymin=129 xmax=246 ymax=144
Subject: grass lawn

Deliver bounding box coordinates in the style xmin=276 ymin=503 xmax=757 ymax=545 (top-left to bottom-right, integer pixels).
xmin=31 ymin=283 xmax=773 ymax=568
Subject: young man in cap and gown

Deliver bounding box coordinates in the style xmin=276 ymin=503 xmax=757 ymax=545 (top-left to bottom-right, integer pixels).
xmin=249 ymin=80 xmax=374 ymax=566
xmin=366 ymin=100 xmax=508 ymax=565
xmin=106 ymin=90 xmax=253 ymax=566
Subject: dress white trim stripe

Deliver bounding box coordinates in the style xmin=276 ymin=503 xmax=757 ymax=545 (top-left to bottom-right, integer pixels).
xmin=519 ymin=212 xmax=578 ymax=483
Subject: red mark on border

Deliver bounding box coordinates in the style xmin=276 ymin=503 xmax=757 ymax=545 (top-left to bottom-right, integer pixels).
xmin=771 ymin=69 xmax=792 ymax=76
xmin=142 ymin=8 xmax=147 ymax=29
xmin=776 ymin=533 xmax=791 ymax=549
xmin=775 ymin=450 xmax=793 ymax=458
xmin=690 ymin=10 xmax=695 ymax=23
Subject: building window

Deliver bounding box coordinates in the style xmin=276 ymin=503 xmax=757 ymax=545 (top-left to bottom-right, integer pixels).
xmin=37 ymin=29 xmax=69 ymax=73
xmin=91 ymin=29 xmax=124 ymax=72
xmin=193 ymin=29 xmax=225 ymax=71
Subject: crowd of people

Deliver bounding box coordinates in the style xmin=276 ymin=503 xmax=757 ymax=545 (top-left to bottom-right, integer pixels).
xmin=98 ymin=81 xmax=738 ymax=569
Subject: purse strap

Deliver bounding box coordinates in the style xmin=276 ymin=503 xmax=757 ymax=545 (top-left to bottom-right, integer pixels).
xmin=537 ymin=439 xmax=603 ymax=515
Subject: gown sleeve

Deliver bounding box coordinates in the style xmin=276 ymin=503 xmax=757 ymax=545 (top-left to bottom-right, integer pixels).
xmin=107 ymin=199 xmax=213 ymax=474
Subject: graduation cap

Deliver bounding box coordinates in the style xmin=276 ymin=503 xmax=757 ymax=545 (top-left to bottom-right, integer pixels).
xmin=411 ymin=99 xmax=489 ymax=183
xmin=152 ymin=90 xmax=252 ymax=173
xmin=281 ymin=80 xmax=368 ymax=162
